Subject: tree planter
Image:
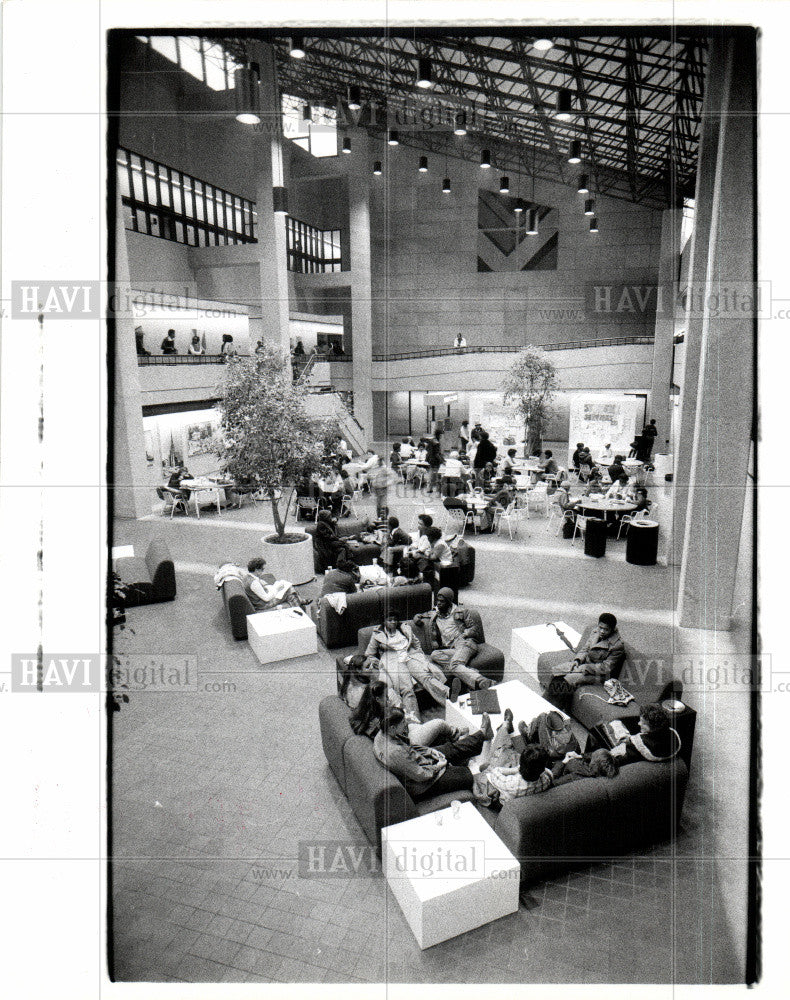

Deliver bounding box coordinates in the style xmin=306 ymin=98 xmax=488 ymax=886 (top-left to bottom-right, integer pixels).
xmin=261 ymin=532 xmax=314 ymax=585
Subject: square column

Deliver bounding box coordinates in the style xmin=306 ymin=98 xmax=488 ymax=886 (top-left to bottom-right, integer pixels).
xmin=649 ymin=207 xmax=683 ymax=451
xmin=347 ymin=133 xmax=374 ymax=444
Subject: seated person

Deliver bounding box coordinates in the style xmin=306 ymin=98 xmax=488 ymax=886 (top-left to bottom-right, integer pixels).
xmin=608 ymin=455 xmax=626 ymax=482
xmin=365 ymin=612 xmax=450 ymax=714
xmin=537 ymin=449 xmax=559 ymax=481
xmin=551 ymin=748 xmax=619 ymax=785
xmin=571 ymin=443 xmax=586 ymax=472
xmin=632 ymin=487 xmax=652 ymax=514
xmin=599 ymin=443 xmax=614 ymax=464
xmin=442 ymin=449 xmax=465 ymax=478
xmin=501 ymin=448 xmax=518 ymax=474
xmin=476 ymin=712 xmax=554 ymax=803
xmin=544 ymin=612 xmax=626 ymax=711
xmin=400 ymin=512 xmax=433 ymax=566
xmin=413 ymin=588 xmax=495 ymax=694
xmin=554 ymin=485 xmax=577 ymax=513
xmin=316 ymin=465 xmax=345 ymax=516
xmin=399 ymin=437 xmax=415 ymax=460
xmin=577 ymin=448 xmax=596 ymax=482
xmin=313 ymin=511 xmax=370 ymax=570
xmin=610 ymin=703 xmax=681 ymax=765
xmin=477 ymin=476 xmax=515 ymax=532
xmin=373 ymin=707 xmax=493 ymax=801
xmin=320 ymin=556 xmax=361 ymax=597
xmin=188 ymin=333 xmax=204 ymax=356
xmin=404 ymin=525 xmax=454 ymax=589
xmin=167 ymin=465 xmax=192 ymax=499
xmin=215 ymin=557 xmax=311 ymax=612
xmin=350 ymin=679 xmax=465 ymax=747
xmin=389 ymin=441 xmax=402 ymax=470
xmin=379 ymin=515 xmax=412 ymax=570
xmin=524 ymin=710 xmax=580 ymax=761
xmin=606 ymin=473 xmax=631 ymax=499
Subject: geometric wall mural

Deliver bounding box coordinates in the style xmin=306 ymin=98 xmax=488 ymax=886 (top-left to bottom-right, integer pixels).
xmin=477 ymin=189 xmax=558 ymax=271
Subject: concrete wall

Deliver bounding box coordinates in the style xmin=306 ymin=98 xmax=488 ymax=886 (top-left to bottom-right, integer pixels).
xmin=368 ymin=136 xmax=662 ymax=355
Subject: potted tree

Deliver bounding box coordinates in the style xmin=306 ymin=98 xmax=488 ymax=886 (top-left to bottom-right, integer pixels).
xmin=503 ymin=345 xmax=559 ymax=457
xmin=217 ymin=344 xmax=324 ymax=585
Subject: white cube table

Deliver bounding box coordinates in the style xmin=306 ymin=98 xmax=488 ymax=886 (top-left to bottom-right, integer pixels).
xmin=445 ymin=679 xmax=568 ymax=737
xmin=510 ymin=621 xmax=581 ymax=684
xmin=381 ymin=801 xmax=520 ymax=949
xmin=246 ymin=608 xmax=317 ymax=664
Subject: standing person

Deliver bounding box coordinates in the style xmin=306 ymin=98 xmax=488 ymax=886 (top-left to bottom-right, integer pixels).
xmin=161 ymin=329 xmax=177 ymax=355
xmin=188 ymin=332 xmax=204 ymax=356
xmin=470 ymin=422 xmax=484 ymax=444
xmin=134 ymin=326 xmax=150 ymax=356
xmin=458 ymin=419 xmax=470 ymax=454
xmin=473 ymin=430 xmax=497 ymax=487
xmin=292 ymin=339 xmax=305 ymax=357
xmin=368 ymin=457 xmax=394 ymax=519
xmin=425 ymin=430 xmax=444 ymax=495
xmin=453 ymin=333 xmax=467 ymax=349
xmin=220 ymin=334 xmax=237 ymax=360
xmin=641 ymin=419 xmax=659 ymax=461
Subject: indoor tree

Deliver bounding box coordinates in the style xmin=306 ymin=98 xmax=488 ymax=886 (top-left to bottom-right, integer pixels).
xmin=503 ymin=345 xmax=559 ymax=456
xmin=217 ymin=343 xmax=324 ymax=542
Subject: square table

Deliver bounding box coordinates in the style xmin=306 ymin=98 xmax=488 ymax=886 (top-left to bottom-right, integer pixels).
xmin=381 ymin=801 xmax=520 ymax=949
xmin=111 ymin=545 xmax=135 ymax=561
xmin=445 ymin=678 xmax=569 ymax=737
xmin=246 ymin=607 xmax=317 ymax=664
xmin=510 ymin=622 xmax=582 ymax=684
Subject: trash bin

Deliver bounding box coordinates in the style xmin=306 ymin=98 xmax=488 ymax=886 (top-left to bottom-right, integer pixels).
xmin=626 ymin=519 xmax=659 ymax=565
xmin=584 ymin=517 xmax=607 ymax=558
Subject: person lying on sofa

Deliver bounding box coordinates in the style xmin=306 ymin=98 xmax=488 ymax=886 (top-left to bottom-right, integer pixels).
xmin=351 ymin=679 xmax=467 ymax=748
xmin=550 ymin=748 xmax=619 ymax=786
xmin=474 ymin=709 xmax=554 ymax=804
xmin=373 ymin=706 xmax=493 ymax=801
xmin=609 ymin=703 xmax=681 ymax=765
xmin=364 ymin=612 xmax=450 ymax=715
xmin=544 ymin=612 xmax=626 ymax=712
xmin=413 ymin=588 xmax=495 ymax=695
xmin=214 ymin=558 xmax=311 ymax=612
xmin=524 ymin=710 xmax=581 ymax=762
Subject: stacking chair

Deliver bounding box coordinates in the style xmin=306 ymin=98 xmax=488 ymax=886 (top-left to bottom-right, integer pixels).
xmin=497 ymin=501 xmax=529 ymax=540
xmin=617 ymin=508 xmax=653 ymax=539
xmin=526 ymin=483 xmax=550 ymax=516
xmin=158 ymin=486 xmax=189 ymax=519
xmin=570 ymin=511 xmax=589 ymax=546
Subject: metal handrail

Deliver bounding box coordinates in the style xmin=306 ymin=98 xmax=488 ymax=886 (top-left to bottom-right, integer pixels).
xmin=371 ymin=336 xmax=654 ymax=362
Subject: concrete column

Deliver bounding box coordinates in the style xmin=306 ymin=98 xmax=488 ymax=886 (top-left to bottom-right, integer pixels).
xmin=649 ymin=207 xmax=682 ymax=449
xmin=252 ymin=42 xmax=290 ymax=354
xmin=113 ymin=198 xmax=152 ymax=518
xmin=676 ymin=34 xmax=756 ymax=630
xmin=347 ymin=132 xmax=374 ymax=444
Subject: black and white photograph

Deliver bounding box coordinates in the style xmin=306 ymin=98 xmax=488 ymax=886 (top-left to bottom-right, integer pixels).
xmin=2 ymin=2 xmax=788 ymax=997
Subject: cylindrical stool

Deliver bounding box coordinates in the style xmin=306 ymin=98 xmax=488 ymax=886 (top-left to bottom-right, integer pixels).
xmin=626 ymin=519 xmax=659 ymax=565
xmin=584 ymin=517 xmax=607 ymax=558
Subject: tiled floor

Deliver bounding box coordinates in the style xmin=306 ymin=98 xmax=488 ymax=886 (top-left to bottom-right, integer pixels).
xmin=111 ymin=485 xmax=751 ymax=983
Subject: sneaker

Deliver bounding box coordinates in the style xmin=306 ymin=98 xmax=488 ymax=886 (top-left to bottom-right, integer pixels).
xmin=449 ymin=678 xmax=463 ymax=703
xmin=477 ymin=677 xmax=495 ymax=690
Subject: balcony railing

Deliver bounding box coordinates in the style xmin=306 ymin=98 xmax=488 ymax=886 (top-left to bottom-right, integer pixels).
xmin=371 ymin=336 xmax=654 ymax=362
xmin=138 ymin=352 xmax=354 ymax=366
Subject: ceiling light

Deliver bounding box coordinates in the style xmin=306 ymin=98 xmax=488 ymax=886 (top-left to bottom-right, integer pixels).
xmin=302 ymin=103 xmax=312 ymax=121
xmin=589 ymin=217 xmax=599 ymax=233
xmin=347 ymin=85 xmax=362 ymax=111
xmin=342 ymin=137 xmax=351 ymax=154
xmin=568 ymin=139 xmax=582 ymax=164
xmin=584 ymin=199 xmax=595 ymax=217
xmin=480 ymin=149 xmax=491 ymax=169
xmin=373 ymin=161 xmax=382 ymax=175
xmin=500 ymin=175 xmax=510 ymax=194
xmin=577 ymin=173 xmax=590 ymax=194
xmin=273 ymin=186 xmax=289 ymax=215
xmin=555 ymin=88 xmax=573 ymax=121
xmin=233 ymin=66 xmax=261 ymax=125
xmin=453 ymin=111 xmax=467 ymax=136
xmin=532 ymin=38 xmax=553 ymax=52
xmin=442 ymin=177 xmax=451 ymax=194
xmin=388 ymin=129 xmax=399 ymax=145
xmin=417 ymin=56 xmax=433 ymax=89
xmin=418 ymin=156 xmax=428 ymax=173
xmin=527 ymin=209 xmax=539 ymax=235
xmin=514 ymin=199 xmax=525 ymax=214
xmin=289 ymin=36 xmax=305 ymax=59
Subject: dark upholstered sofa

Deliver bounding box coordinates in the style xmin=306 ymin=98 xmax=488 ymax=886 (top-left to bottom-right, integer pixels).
xmin=304 ymin=518 xmax=381 ymax=574
xmin=116 ymin=540 xmax=176 ymax=607
xmin=317 ymin=583 xmax=433 ymax=649
xmin=535 ymin=626 xmax=684 ymax=731
xmin=318 ymin=694 xmax=688 ymax=881
xmin=221 ymin=578 xmax=255 ymax=640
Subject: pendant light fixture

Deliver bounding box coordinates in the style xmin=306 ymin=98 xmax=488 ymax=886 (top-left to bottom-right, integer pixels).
xmin=527 ymin=144 xmax=538 ymax=235
xmin=584 ymin=198 xmax=595 ymax=217
xmin=373 ymin=160 xmax=382 ymax=175
xmin=342 ymin=137 xmax=351 ymax=154
xmin=416 ymin=56 xmax=433 ymax=89
xmin=555 ymin=88 xmax=573 ymax=121
xmin=567 ymin=139 xmax=582 ymax=164
xmin=532 ymin=37 xmax=553 ymax=52
xmin=514 ymin=198 xmax=525 ymax=214
xmin=388 ymin=129 xmax=399 ymax=145
xmin=272 ymin=186 xmax=289 ymax=215
xmin=442 ymin=144 xmax=451 ymax=193
xmin=347 ymin=85 xmax=362 ymax=111
xmin=233 ymin=64 xmax=262 ymax=125
xmin=589 ymin=217 xmax=599 ymax=233
xmin=302 ymin=102 xmax=312 ymax=121
xmin=480 ymin=149 xmax=491 ymax=169
xmin=289 ymin=36 xmax=305 ymax=59
xmin=453 ymin=111 xmax=467 ymax=136
xmin=418 ymin=156 xmax=428 ymax=173
xmin=500 ymin=175 xmax=510 ymax=194
xmin=577 ymin=173 xmax=590 ymax=194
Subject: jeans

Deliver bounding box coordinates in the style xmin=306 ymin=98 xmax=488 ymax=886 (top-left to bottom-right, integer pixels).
xmin=430 ymin=638 xmax=487 ymax=689
xmin=408 ymin=718 xmax=454 ymax=745
xmin=410 ymin=730 xmax=486 ymax=801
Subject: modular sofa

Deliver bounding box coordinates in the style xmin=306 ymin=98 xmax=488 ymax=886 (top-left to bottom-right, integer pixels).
xmin=220 ymin=578 xmax=255 ymax=640
xmin=318 ymin=694 xmax=688 ymax=882
xmin=304 ymin=518 xmax=381 ymax=574
xmin=115 ymin=540 xmax=176 ymax=607
xmin=535 ymin=626 xmax=684 ymax=731
xmin=318 ymin=583 xmax=433 ymax=649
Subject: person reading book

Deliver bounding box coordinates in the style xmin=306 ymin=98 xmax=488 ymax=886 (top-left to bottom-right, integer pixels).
xmin=608 ymin=703 xmax=681 ymax=765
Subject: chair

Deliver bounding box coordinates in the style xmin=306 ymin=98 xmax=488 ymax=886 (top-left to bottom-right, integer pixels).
xmin=526 ymin=484 xmax=550 ymax=516
xmin=297 ymin=496 xmax=320 ymax=521
xmin=617 ymin=508 xmax=653 ymax=539
xmin=547 ymin=497 xmax=569 ymax=533
xmin=578 ymin=463 xmax=593 ymax=484
xmin=497 ymin=501 xmax=529 ymax=540
xmin=461 ymin=509 xmax=478 ymax=536
xmin=443 ymin=505 xmax=468 ymax=534
xmin=570 ymin=512 xmax=589 ymax=546
xmin=340 ymin=492 xmax=359 ymax=519
xmin=157 ymin=486 xmax=188 ymax=518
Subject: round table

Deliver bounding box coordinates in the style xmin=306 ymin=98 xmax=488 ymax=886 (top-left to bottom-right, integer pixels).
xmin=625 ymin=519 xmax=659 ymax=565
xmin=575 ymin=498 xmax=637 ymax=516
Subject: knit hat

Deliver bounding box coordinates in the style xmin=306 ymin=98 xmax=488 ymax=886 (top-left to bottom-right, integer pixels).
xmin=436 ymin=587 xmax=456 ymax=604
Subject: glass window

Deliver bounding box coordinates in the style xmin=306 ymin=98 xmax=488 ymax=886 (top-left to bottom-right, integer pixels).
xmin=149 ymin=36 xmax=179 ymax=64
